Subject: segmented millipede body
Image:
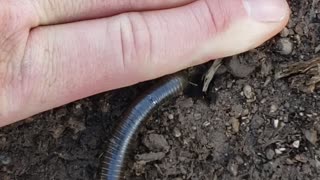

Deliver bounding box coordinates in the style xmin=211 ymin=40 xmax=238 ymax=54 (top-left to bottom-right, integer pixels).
xmin=99 ymin=73 xmax=188 ymax=180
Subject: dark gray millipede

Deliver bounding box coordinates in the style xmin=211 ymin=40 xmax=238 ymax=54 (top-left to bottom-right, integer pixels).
xmin=99 ymin=73 xmax=188 ymax=180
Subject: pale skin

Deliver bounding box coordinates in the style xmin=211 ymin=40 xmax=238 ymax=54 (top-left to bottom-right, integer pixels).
xmin=0 ymin=0 xmax=290 ymax=127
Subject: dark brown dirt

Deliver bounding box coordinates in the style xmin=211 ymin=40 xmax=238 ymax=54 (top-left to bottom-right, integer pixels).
xmin=1 ymin=1 xmax=320 ymax=180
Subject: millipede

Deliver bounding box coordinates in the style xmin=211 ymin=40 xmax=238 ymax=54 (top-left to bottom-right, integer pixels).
xmin=99 ymin=73 xmax=189 ymax=180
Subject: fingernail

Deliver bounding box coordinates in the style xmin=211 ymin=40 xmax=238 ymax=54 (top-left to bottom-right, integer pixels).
xmin=243 ymin=0 xmax=288 ymax=22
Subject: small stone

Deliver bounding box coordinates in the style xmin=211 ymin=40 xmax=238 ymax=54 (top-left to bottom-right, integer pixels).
xmin=284 ymin=102 xmax=290 ymax=109
xmin=275 ymin=148 xmax=286 ymax=155
xmin=173 ymin=128 xmax=182 ymax=138
xmin=194 ymin=113 xmax=202 ymax=120
xmin=295 ymin=154 xmax=308 ymax=163
xmin=286 ymin=158 xmax=295 ymax=165
xmin=230 ymin=117 xmax=240 ymax=133
xmin=231 ymin=104 xmax=243 ymax=118
xmin=242 ymin=109 xmax=249 ymax=116
xmin=294 ymin=34 xmax=301 ymax=45
xmin=266 ymin=148 xmax=275 ymax=160
xmin=135 ymin=152 xmax=166 ymax=162
xmin=277 ymin=38 xmax=293 ymax=55
xmin=292 ymin=140 xmax=300 ymax=148
xmin=279 ymin=147 xmax=286 ymax=152
xmin=275 ymin=149 xmax=282 ymax=154
xmin=51 ymin=125 xmax=66 ymax=139
xmin=0 ymin=154 xmax=11 ymax=165
xmin=203 ymin=121 xmax=211 ymax=127
xmin=280 ymin=27 xmax=290 ymax=37
xmin=100 ymin=103 xmax=110 ymax=113
xmin=243 ymin=85 xmax=254 ymax=99
xmin=133 ymin=161 xmax=146 ymax=176
xmin=143 ymin=134 xmax=170 ymax=152
xmin=180 ymin=98 xmax=194 ymax=108
xmin=228 ymin=161 xmax=238 ymax=176
xmin=168 ymin=114 xmax=174 ymax=120
xmin=270 ymin=104 xmax=278 ymax=113
xmin=251 ymin=114 xmax=264 ymax=129
xmin=304 ymin=129 xmax=318 ymax=145
xmin=273 ymin=119 xmax=279 ymax=128
xmin=263 ymin=76 xmax=272 ymax=86
xmin=225 ymin=56 xmax=256 ymax=78
xmin=235 ymin=155 xmax=244 ymax=164
xmin=67 ymin=117 xmax=86 ymax=134
xmin=227 ymin=81 xmax=233 ymax=88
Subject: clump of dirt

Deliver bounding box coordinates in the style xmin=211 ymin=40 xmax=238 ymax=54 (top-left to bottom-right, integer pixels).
xmin=1 ymin=0 xmax=320 ymax=180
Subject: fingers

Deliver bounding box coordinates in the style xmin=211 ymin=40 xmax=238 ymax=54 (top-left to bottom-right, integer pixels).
xmin=30 ymin=0 xmax=195 ymax=25
xmin=2 ymin=0 xmax=290 ymax=126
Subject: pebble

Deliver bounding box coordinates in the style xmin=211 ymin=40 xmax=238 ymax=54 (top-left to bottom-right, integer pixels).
xmin=280 ymin=27 xmax=290 ymax=37
xmin=275 ymin=148 xmax=286 ymax=155
xmin=51 ymin=125 xmax=66 ymax=139
xmin=0 ymin=154 xmax=11 ymax=165
xmin=173 ymin=128 xmax=182 ymax=138
xmin=286 ymin=158 xmax=295 ymax=165
xmin=203 ymin=121 xmax=211 ymax=127
xmin=294 ymin=34 xmax=301 ymax=45
xmin=270 ymin=104 xmax=278 ymax=113
xmin=135 ymin=152 xmax=165 ymax=162
xmin=67 ymin=117 xmax=86 ymax=134
xmin=260 ymin=98 xmax=267 ymax=104
xmin=168 ymin=114 xmax=174 ymax=120
xmin=251 ymin=114 xmax=264 ymax=129
xmin=235 ymin=155 xmax=244 ymax=164
xmin=143 ymin=134 xmax=170 ymax=152
xmin=277 ymin=38 xmax=293 ymax=55
xmin=225 ymin=56 xmax=256 ymax=78
xmin=180 ymin=98 xmax=194 ymax=108
xmin=228 ymin=161 xmax=238 ymax=176
xmin=231 ymin=104 xmax=243 ymax=118
xmin=292 ymin=140 xmax=300 ymax=148
xmin=261 ymin=59 xmax=273 ymax=77
xmin=284 ymin=102 xmax=290 ymax=109
xmin=194 ymin=113 xmax=202 ymax=120
xmin=263 ymin=76 xmax=272 ymax=86
xmin=230 ymin=117 xmax=240 ymax=133
xmin=243 ymin=85 xmax=255 ymax=99
xmin=295 ymin=154 xmax=308 ymax=163
xmin=266 ymin=148 xmax=275 ymax=160
xmin=304 ymin=129 xmax=318 ymax=145
xmin=273 ymin=119 xmax=279 ymax=128
xmin=242 ymin=109 xmax=249 ymax=116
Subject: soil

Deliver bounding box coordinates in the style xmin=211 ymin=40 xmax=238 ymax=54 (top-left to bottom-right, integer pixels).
xmin=1 ymin=1 xmax=320 ymax=180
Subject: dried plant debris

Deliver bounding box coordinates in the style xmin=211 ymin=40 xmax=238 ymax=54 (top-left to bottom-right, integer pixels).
xmin=275 ymin=57 xmax=320 ymax=93
xmin=202 ymin=59 xmax=222 ymax=92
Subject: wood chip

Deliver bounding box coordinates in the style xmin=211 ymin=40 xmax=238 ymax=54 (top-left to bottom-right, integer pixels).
xmin=275 ymin=57 xmax=320 ymax=92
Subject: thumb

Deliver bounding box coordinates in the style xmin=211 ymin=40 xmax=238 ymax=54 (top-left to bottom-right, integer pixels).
xmin=3 ymin=0 xmax=290 ymax=126
xmin=140 ymin=0 xmax=290 ymax=78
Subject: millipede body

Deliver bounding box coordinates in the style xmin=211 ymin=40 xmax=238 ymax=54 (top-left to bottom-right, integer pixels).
xmin=99 ymin=73 xmax=188 ymax=180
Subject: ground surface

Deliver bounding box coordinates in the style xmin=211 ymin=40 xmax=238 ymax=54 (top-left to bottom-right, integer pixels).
xmin=1 ymin=1 xmax=320 ymax=180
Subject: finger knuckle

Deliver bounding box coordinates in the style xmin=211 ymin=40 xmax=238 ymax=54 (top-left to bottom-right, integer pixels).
xmin=203 ymin=0 xmax=232 ymax=33
xmin=118 ymin=13 xmax=152 ymax=70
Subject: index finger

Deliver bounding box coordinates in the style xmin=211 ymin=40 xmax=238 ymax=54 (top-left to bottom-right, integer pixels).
xmin=30 ymin=0 xmax=195 ymax=25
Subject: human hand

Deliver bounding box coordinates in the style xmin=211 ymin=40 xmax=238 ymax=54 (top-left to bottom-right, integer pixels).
xmin=0 ymin=0 xmax=290 ymax=127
